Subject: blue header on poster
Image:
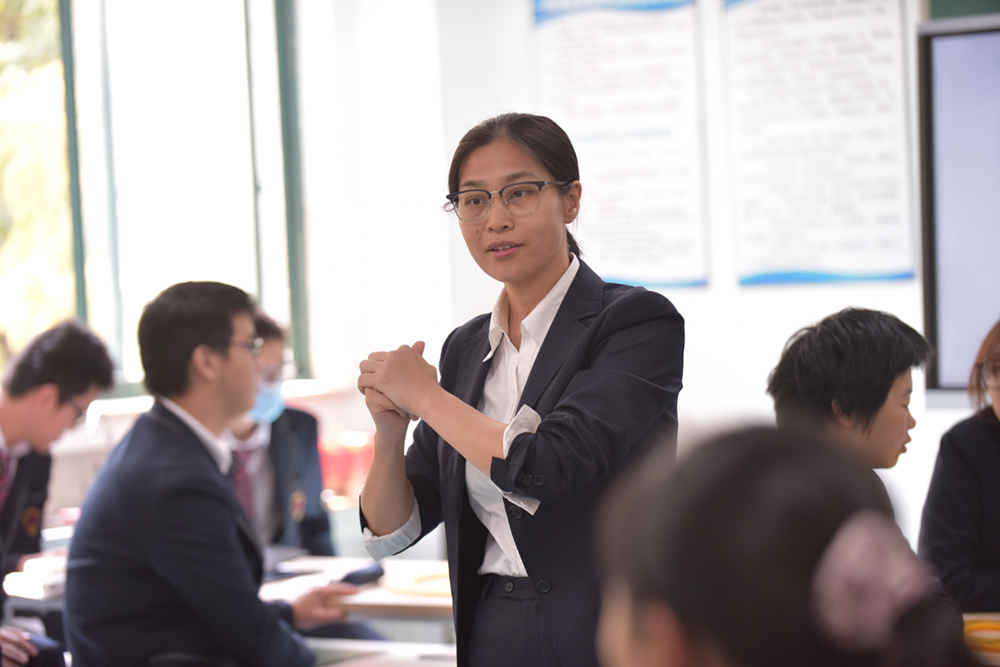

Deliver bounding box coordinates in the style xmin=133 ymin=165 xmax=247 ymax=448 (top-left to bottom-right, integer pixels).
xmin=535 ymin=0 xmax=694 ymax=24
xmin=739 ymin=270 xmax=915 ymax=286
xmin=723 ymin=0 xmax=761 ymax=8
xmin=604 ymin=276 xmax=708 ymax=288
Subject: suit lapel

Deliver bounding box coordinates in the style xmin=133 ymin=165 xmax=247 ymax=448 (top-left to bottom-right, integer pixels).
xmin=518 ymin=260 xmax=604 ymax=410
xmin=150 ymin=401 xmax=266 ymax=582
xmin=452 ymin=325 xmax=492 ymax=410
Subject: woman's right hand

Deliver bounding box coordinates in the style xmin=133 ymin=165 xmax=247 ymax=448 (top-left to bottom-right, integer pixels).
xmin=364 ymin=387 xmax=413 ymax=439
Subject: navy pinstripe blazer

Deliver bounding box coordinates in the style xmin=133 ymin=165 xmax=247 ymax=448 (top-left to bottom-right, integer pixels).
xmin=374 ymin=260 xmax=684 ymax=667
xmin=65 ymin=402 xmax=312 ymax=667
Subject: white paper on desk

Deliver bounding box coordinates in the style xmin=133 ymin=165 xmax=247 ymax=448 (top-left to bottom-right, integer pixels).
xmin=3 ymin=572 xmax=65 ymax=600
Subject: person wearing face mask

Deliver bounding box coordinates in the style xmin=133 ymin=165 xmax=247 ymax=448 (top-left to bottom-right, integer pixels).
xmin=225 ymin=311 xmax=334 ymax=557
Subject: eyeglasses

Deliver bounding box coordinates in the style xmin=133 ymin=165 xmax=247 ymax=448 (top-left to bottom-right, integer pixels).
xmin=230 ymin=337 xmax=265 ymax=358
xmin=977 ymin=358 xmax=1000 ymax=386
xmin=445 ymin=180 xmax=573 ymax=223
xmin=69 ymin=399 xmax=87 ymax=425
xmin=260 ymin=359 xmax=300 ymax=384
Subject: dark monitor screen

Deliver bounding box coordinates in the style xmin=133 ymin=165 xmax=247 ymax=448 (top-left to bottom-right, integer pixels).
xmin=919 ymin=14 xmax=1000 ymax=390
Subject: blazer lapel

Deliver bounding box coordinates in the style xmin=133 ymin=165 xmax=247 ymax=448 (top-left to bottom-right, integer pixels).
xmin=452 ymin=324 xmax=492 ymax=410
xmin=518 ymin=260 xmax=604 ymax=410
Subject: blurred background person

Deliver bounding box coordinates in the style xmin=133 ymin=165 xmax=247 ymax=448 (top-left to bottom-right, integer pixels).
xmin=64 ymin=282 xmax=355 ymax=667
xmin=596 ymin=426 xmax=976 ymax=667
xmin=225 ymin=310 xmax=382 ymax=641
xmin=0 ymin=321 xmax=114 ymax=666
xmin=920 ymin=316 xmax=1000 ymax=611
xmin=225 ymin=311 xmax=332 ymax=557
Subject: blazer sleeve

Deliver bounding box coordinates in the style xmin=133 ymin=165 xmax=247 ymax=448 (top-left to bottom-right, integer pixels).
xmin=919 ymin=423 xmax=1000 ymax=611
xmin=146 ymin=476 xmax=313 ymax=667
xmin=492 ymin=288 xmax=683 ymax=502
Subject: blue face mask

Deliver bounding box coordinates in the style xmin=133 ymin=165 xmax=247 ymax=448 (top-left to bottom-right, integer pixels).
xmin=249 ymin=381 xmax=285 ymax=424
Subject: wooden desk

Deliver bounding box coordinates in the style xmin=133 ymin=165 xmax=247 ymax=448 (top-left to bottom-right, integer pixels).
xmin=306 ymin=637 xmax=456 ymax=666
xmin=259 ymin=556 xmax=453 ymax=621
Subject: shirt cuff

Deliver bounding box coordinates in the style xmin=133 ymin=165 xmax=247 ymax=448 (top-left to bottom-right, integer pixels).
xmin=503 ymin=404 xmax=542 ymax=457
xmin=362 ymin=498 xmax=422 ymax=560
xmin=500 ymin=405 xmax=542 ymax=516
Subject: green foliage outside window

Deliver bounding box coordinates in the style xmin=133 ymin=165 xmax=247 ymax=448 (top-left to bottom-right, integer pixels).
xmin=0 ymin=0 xmax=74 ymax=372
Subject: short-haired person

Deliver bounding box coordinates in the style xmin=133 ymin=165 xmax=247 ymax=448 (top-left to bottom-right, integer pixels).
xmin=920 ymin=317 xmax=1000 ymax=611
xmin=596 ymin=427 xmax=976 ymax=667
xmin=224 ymin=312 xmax=381 ymax=641
xmin=64 ymin=282 xmax=355 ymax=667
xmin=225 ymin=311 xmax=334 ymax=556
xmin=767 ymin=308 xmax=931 ymax=469
xmin=0 ymin=321 xmax=113 ymax=666
xmin=358 ymin=113 xmax=684 ymax=667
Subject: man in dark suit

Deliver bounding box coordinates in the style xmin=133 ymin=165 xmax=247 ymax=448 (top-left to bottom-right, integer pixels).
xmin=0 ymin=321 xmax=114 ymax=666
xmin=64 ymin=282 xmax=356 ymax=667
xmin=225 ymin=312 xmax=332 ymax=556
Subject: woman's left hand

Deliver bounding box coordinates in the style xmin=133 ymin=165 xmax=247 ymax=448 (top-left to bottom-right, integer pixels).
xmin=358 ymin=341 xmax=439 ymax=417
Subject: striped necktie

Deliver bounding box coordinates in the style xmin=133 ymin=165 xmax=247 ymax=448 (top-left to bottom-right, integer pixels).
xmin=228 ymin=449 xmax=255 ymax=523
xmin=0 ymin=450 xmax=13 ymax=514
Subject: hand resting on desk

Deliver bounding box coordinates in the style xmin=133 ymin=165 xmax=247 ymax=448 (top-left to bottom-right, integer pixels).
xmin=291 ymin=583 xmax=361 ymax=631
xmin=0 ymin=626 xmax=38 ymax=667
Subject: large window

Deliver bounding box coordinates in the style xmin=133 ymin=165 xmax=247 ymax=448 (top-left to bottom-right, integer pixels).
xmin=0 ymin=0 xmax=76 ymax=372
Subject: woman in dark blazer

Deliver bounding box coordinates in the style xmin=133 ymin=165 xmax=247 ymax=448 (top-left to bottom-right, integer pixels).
xmin=357 ymin=113 xmax=684 ymax=667
xmin=920 ymin=317 xmax=1000 ymax=611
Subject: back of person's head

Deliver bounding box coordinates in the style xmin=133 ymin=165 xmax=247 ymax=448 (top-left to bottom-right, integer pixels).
xmin=968 ymin=317 xmax=1000 ymax=421
xmin=448 ymin=112 xmax=583 ymax=257
xmin=767 ymin=308 xmax=931 ymax=430
xmin=597 ymin=426 xmax=974 ymax=667
xmin=138 ymin=282 xmax=255 ymax=398
xmin=253 ymin=310 xmax=286 ymax=344
xmin=2 ymin=321 xmax=114 ymax=402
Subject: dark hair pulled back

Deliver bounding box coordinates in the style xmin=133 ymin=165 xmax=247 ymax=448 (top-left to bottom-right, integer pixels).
xmin=448 ymin=113 xmax=582 ymax=257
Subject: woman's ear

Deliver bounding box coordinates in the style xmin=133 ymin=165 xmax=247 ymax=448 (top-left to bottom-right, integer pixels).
xmin=563 ymin=181 xmax=582 ymax=223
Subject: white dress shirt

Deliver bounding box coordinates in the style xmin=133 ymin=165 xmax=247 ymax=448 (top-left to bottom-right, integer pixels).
xmin=158 ymin=398 xmax=231 ymax=474
xmin=364 ymin=256 xmax=581 ymax=577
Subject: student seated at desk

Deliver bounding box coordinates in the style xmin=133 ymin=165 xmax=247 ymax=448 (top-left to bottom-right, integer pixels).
xmin=64 ymin=282 xmax=357 ymax=667
xmin=225 ymin=310 xmax=381 ymax=641
xmin=596 ymin=427 xmax=976 ymax=667
xmin=0 ymin=322 xmax=114 ymax=666
xmin=225 ymin=311 xmax=333 ymax=557
xmin=920 ymin=317 xmax=1000 ymax=611
xmin=764 ymin=308 xmax=963 ymax=638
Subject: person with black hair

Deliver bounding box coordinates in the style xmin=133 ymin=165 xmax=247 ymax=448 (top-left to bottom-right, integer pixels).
xmin=357 ymin=113 xmax=684 ymax=667
xmin=920 ymin=317 xmax=1000 ymax=611
xmin=767 ymin=308 xmax=931 ymax=469
xmin=225 ymin=311 xmax=333 ymax=556
xmin=64 ymin=282 xmax=355 ymax=667
xmin=596 ymin=426 xmax=977 ymax=667
xmin=0 ymin=321 xmax=113 ymax=667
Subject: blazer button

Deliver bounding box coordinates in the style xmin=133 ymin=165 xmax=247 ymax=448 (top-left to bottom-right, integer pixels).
xmin=533 ymin=474 xmax=544 ymax=486
xmin=503 ymin=581 xmax=515 ymax=593
xmin=536 ymin=580 xmax=552 ymax=594
xmin=520 ymin=473 xmax=533 ymax=486
xmin=508 ymin=506 xmax=523 ymax=520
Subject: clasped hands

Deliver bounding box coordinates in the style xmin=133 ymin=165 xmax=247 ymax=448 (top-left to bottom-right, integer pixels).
xmin=358 ymin=342 xmax=439 ymax=426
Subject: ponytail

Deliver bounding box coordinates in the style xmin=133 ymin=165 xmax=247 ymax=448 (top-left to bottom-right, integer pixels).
xmin=566 ymin=230 xmax=582 ymax=259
